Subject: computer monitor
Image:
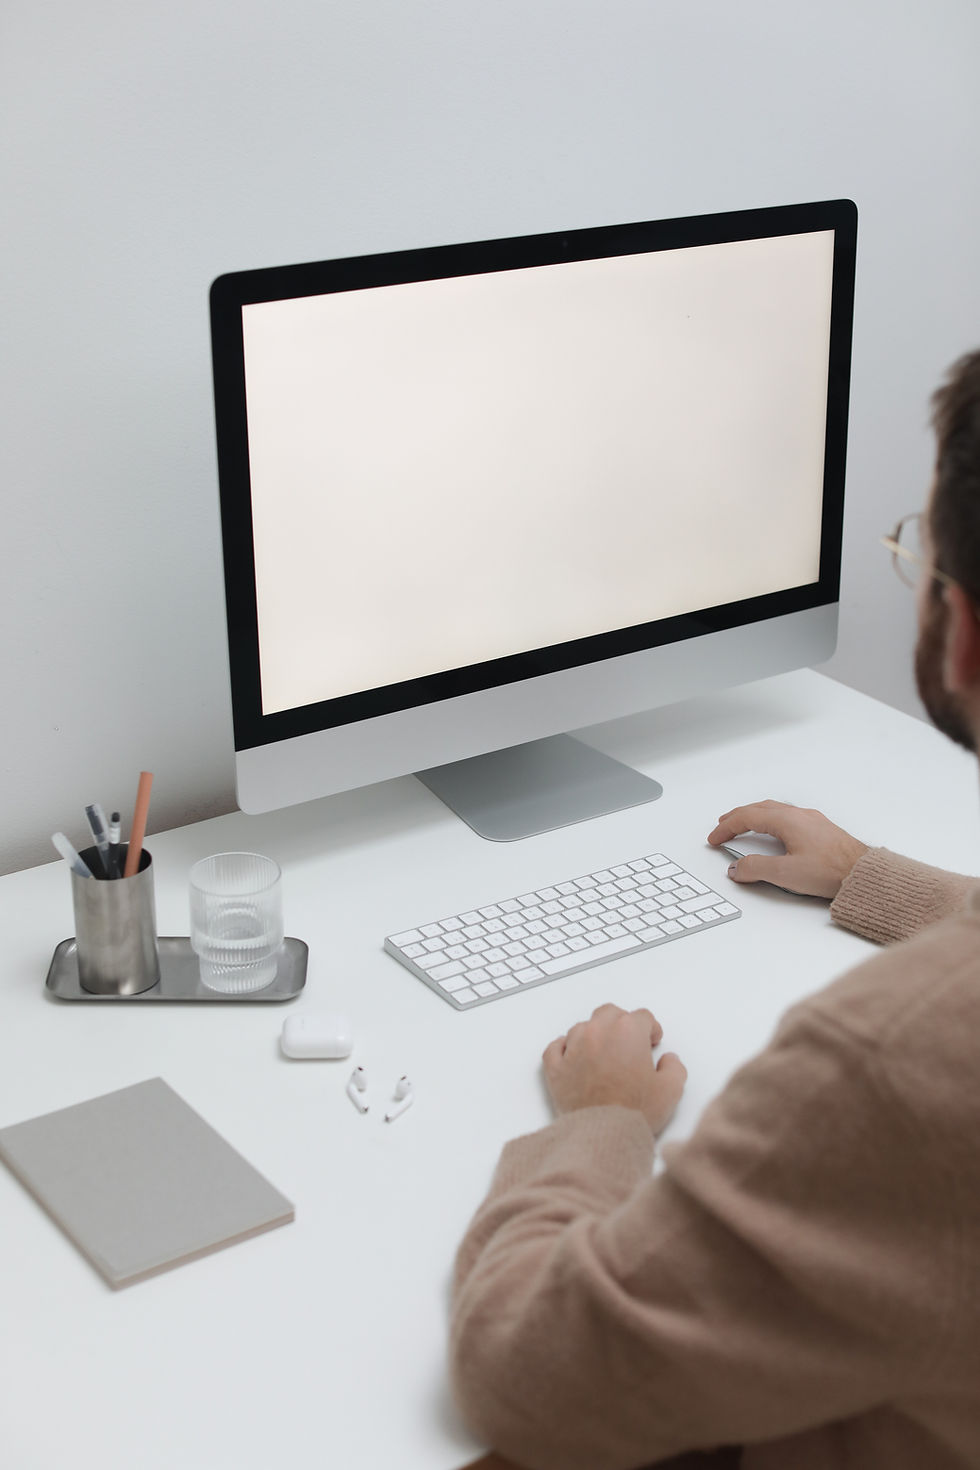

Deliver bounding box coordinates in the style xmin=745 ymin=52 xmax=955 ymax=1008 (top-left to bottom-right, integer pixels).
xmin=209 ymin=199 xmax=856 ymax=840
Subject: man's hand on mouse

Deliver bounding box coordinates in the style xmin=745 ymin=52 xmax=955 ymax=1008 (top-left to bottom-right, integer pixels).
xmin=707 ymin=799 xmax=869 ymax=899
xmin=542 ymin=1003 xmax=686 ymax=1136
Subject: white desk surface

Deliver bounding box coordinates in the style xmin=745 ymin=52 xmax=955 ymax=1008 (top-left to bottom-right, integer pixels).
xmin=1 ymin=669 xmax=977 ymax=1470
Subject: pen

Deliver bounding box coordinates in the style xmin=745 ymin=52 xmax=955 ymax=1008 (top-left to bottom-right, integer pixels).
xmin=123 ymin=771 xmax=154 ymax=878
xmin=52 ymin=831 xmax=93 ymax=879
xmin=84 ymin=803 xmax=112 ymax=879
xmin=108 ymin=811 xmax=121 ymax=878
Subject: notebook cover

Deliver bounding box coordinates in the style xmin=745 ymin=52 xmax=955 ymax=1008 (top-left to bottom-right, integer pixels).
xmin=0 ymin=1077 xmax=294 ymax=1288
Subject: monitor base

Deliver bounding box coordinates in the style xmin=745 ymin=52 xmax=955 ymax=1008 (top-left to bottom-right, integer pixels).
xmin=415 ymin=733 xmax=663 ymax=842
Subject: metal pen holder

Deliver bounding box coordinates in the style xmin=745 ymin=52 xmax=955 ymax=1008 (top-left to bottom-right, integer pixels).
xmin=71 ymin=847 xmax=160 ymax=996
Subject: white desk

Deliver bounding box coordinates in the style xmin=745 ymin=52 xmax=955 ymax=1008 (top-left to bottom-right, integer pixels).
xmin=1 ymin=670 xmax=977 ymax=1470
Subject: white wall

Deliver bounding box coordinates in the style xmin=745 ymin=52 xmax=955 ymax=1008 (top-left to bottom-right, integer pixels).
xmin=3 ymin=0 xmax=980 ymax=875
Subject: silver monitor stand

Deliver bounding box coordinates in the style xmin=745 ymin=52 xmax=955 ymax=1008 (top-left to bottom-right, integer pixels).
xmin=416 ymin=733 xmax=663 ymax=842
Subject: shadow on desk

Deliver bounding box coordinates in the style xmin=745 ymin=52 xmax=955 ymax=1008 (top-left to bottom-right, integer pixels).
xmin=460 ymin=1449 xmax=742 ymax=1469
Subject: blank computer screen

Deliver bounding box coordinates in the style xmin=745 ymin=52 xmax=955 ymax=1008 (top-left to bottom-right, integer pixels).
xmin=240 ymin=229 xmax=835 ymax=718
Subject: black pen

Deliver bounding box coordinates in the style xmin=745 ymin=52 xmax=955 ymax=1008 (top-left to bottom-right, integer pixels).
xmin=84 ymin=803 xmax=112 ymax=878
xmin=108 ymin=810 xmax=122 ymax=879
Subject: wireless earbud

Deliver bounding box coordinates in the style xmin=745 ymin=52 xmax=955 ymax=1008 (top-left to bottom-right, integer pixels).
xmin=385 ymin=1076 xmax=414 ymax=1123
xmin=346 ymin=1066 xmax=369 ymax=1113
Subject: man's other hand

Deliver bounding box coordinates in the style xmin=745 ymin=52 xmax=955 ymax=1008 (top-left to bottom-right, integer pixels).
xmin=707 ymin=799 xmax=869 ymax=899
xmin=542 ymin=1003 xmax=687 ymax=1135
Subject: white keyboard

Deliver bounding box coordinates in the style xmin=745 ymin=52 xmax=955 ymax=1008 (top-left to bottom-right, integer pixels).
xmin=384 ymin=853 xmax=740 ymax=1009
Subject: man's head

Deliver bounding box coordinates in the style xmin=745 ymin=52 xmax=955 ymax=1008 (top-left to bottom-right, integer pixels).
xmin=915 ymin=350 xmax=980 ymax=752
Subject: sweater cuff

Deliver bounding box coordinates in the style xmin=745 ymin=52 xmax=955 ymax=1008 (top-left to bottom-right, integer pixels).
xmin=830 ymin=846 xmax=978 ymax=945
xmin=491 ymin=1105 xmax=656 ymax=1204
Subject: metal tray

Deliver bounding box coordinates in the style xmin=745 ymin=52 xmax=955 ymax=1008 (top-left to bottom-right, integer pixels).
xmin=45 ymin=936 xmax=308 ymax=1002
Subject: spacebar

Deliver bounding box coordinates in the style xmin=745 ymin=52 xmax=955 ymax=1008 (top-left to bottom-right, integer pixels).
xmin=539 ymin=934 xmax=641 ymax=975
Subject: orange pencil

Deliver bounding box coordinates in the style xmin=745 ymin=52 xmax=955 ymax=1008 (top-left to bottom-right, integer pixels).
xmin=123 ymin=771 xmax=154 ymax=878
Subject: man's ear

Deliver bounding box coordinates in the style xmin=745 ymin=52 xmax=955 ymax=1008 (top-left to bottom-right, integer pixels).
xmin=942 ymin=583 xmax=980 ymax=693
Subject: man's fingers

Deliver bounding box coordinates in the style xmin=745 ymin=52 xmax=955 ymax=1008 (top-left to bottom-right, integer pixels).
xmin=632 ymin=1007 xmax=663 ymax=1046
xmin=589 ymin=1002 xmax=628 ymax=1023
xmin=707 ymin=799 xmax=787 ymax=845
xmin=588 ymin=1003 xmax=664 ymax=1047
xmin=542 ymin=1036 xmax=566 ymax=1075
xmin=654 ymin=1051 xmax=688 ymax=1108
xmin=727 ymin=853 xmax=792 ymax=886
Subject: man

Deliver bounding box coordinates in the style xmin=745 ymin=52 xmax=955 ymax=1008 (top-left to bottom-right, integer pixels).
xmin=449 ymin=350 xmax=980 ymax=1470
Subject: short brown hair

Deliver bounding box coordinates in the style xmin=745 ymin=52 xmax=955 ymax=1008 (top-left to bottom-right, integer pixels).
xmin=930 ymin=349 xmax=980 ymax=601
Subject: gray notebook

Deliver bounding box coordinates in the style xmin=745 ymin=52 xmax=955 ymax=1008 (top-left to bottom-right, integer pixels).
xmin=0 ymin=1077 xmax=294 ymax=1288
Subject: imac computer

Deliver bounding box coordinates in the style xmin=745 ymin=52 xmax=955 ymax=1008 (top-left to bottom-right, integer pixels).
xmin=209 ymin=199 xmax=856 ymax=840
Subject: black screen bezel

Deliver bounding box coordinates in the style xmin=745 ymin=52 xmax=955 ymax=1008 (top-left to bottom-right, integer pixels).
xmin=209 ymin=199 xmax=856 ymax=753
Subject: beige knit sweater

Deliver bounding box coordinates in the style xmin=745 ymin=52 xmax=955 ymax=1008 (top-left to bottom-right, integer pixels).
xmin=450 ymin=850 xmax=980 ymax=1469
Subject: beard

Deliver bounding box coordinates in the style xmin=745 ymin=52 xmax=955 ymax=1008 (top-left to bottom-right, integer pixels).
xmin=915 ymin=589 xmax=977 ymax=752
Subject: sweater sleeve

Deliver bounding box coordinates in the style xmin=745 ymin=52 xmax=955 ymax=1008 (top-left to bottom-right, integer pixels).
xmin=829 ymin=847 xmax=978 ymax=944
xmin=449 ymin=1004 xmax=953 ymax=1470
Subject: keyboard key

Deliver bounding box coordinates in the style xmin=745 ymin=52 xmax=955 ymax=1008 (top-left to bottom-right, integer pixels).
xmin=431 ymin=959 xmax=465 ymax=981
xmin=679 ymin=893 xmax=721 ymax=914
xmin=452 ymin=987 xmax=478 ymax=1004
xmin=439 ymin=973 xmax=472 ymax=992
xmin=390 ymin=929 xmax=423 ymax=947
xmin=679 ymin=914 xmax=701 ymax=929
xmin=539 ymin=933 xmax=640 ymax=974
xmin=473 ymin=980 xmax=500 ymax=997
xmin=716 ymin=902 xmax=739 ymax=916
xmin=420 ymin=923 xmax=444 ymax=938
xmin=516 ymin=965 xmax=544 ymax=982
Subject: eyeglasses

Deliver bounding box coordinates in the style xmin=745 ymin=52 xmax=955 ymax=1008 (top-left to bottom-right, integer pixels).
xmin=881 ymin=513 xmax=958 ymax=591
